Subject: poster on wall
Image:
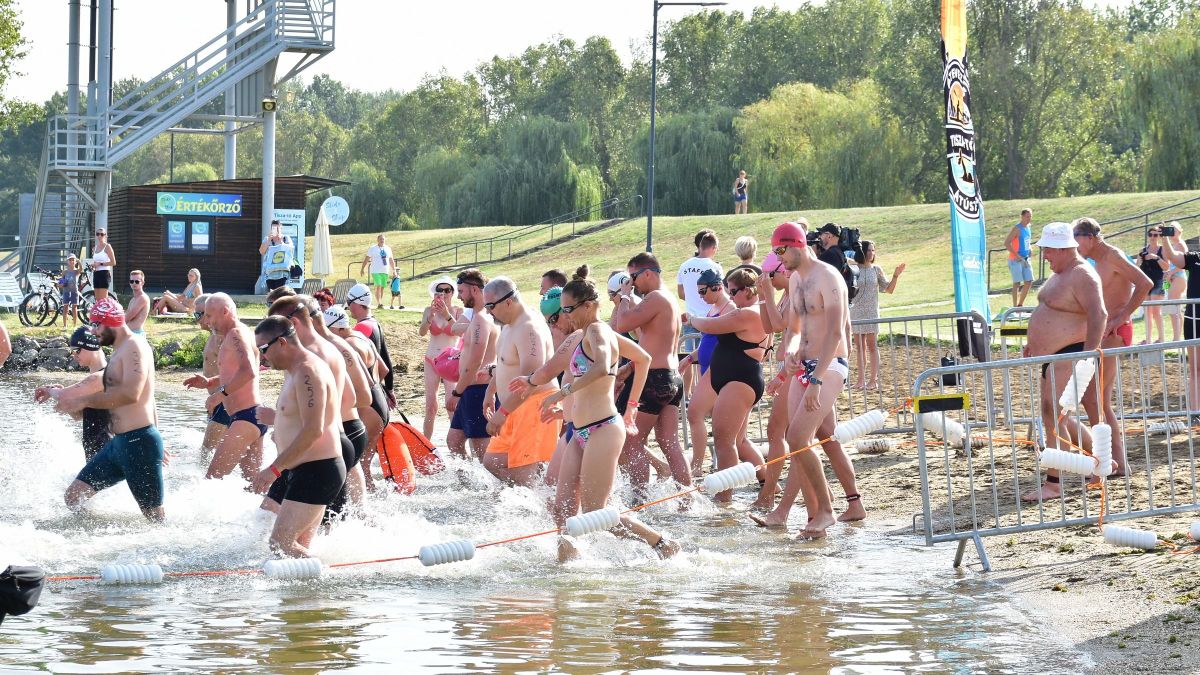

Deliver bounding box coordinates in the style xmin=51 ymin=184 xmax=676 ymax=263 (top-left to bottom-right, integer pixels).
xmin=190 ymin=221 xmax=211 ymax=253
xmin=167 ymin=220 xmax=187 ymax=251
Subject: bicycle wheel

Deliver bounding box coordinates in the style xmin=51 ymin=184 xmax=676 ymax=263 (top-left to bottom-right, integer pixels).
xmin=78 ymin=290 xmax=95 ymax=318
xmin=19 ymin=292 xmax=51 ymax=327
xmin=37 ymin=293 xmax=61 ymax=327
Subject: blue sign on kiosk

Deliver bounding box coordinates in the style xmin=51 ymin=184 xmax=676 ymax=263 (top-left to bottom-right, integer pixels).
xmin=156 ymin=192 xmax=243 ymax=217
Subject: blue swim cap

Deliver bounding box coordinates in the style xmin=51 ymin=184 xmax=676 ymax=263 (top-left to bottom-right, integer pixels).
xmin=696 ymin=269 xmax=722 ymax=286
xmin=540 ymin=286 xmax=563 ymax=317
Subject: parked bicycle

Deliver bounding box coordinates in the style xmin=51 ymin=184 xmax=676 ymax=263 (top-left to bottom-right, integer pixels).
xmin=19 ymin=266 xmax=63 ymax=327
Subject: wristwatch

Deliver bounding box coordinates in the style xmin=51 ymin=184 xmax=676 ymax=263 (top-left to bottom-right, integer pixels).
xmin=216 ymin=385 xmax=227 ymax=396
xmin=808 ymin=375 xmax=823 ymax=386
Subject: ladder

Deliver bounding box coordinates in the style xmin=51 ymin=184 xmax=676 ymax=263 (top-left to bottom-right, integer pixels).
xmin=20 ymin=0 xmax=335 ymax=282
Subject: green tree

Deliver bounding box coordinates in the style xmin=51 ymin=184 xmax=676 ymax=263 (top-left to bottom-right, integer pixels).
xmin=633 ymin=107 xmax=737 ymax=216
xmin=153 ymin=161 xmax=218 ymax=184
xmin=1125 ymin=14 xmax=1200 ymax=190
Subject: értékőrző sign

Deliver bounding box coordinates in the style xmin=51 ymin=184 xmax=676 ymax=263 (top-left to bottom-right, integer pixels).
xmin=156 ymin=192 xmax=243 ymax=217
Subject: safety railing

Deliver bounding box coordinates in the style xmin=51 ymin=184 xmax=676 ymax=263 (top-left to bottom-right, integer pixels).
xmin=842 ymin=310 xmax=990 ymax=433
xmin=46 ymin=114 xmax=107 ymax=170
xmin=393 ymin=194 xmax=643 ymax=281
xmin=913 ymin=339 xmax=1200 ymax=571
xmin=994 ymin=298 xmax=1200 ymax=360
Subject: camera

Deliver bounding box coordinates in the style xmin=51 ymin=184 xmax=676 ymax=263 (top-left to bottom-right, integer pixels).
xmin=1161 ymin=225 xmax=1176 ymax=237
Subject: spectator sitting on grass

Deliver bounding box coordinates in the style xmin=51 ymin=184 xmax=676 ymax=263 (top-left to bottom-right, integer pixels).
xmin=153 ymin=268 xmax=203 ymax=315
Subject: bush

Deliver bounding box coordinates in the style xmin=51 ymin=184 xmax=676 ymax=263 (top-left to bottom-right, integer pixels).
xmin=395 ymin=213 xmax=420 ymax=231
xmin=154 ymin=333 xmax=206 ymax=369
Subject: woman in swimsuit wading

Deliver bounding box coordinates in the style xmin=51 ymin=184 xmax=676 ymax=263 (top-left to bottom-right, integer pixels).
xmin=511 ymin=265 xmax=681 ymax=562
xmin=688 ymin=267 xmax=769 ymax=504
xmin=681 ymin=268 xmax=734 ymax=478
xmin=419 ymin=276 xmax=464 ymax=440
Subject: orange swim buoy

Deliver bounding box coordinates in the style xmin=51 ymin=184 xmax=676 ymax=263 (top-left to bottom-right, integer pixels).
xmin=391 ymin=413 xmax=445 ymax=476
xmin=377 ymin=423 xmax=417 ymax=495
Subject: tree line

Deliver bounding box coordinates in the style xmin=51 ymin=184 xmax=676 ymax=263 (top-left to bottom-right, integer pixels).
xmin=1 ymin=0 xmax=1199 ymax=237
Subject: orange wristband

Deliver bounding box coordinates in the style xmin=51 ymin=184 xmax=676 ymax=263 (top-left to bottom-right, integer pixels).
xmin=270 ymin=464 xmax=281 ymax=478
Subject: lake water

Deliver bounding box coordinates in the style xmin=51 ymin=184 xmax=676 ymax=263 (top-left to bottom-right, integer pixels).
xmin=0 ymin=376 xmax=1087 ymax=673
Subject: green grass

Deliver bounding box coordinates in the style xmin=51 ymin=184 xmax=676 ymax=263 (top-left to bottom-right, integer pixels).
xmin=389 ymin=189 xmax=1200 ymax=312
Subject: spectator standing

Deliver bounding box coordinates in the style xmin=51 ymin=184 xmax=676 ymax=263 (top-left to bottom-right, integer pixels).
xmin=1161 ymin=231 xmax=1200 ymax=412
xmin=849 ymin=240 xmax=905 ymax=390
xmin=1005 ymin=208 xmax=1034 ymax=307
xmin=91 ymin=227 xmax=116 ymax=302
xmin=361 ymin=234 xmax=396 ymax=310
xmin=258 ymin=220 xmax=293 ymax=294
xmin=732 ymin=170 xmax=749 ymax=215
xmin=1165 ymin=222 xmax=1188 ymax=340
xmin=677 ymin=230 xmax=722 ymax=354
xmin=125 ymin=270 xmax=151 ymax=335
xmin=1138 ymin=226 xmax=1170 ymax=344
xmin=59 ymin=255 xmax=81 ymax=327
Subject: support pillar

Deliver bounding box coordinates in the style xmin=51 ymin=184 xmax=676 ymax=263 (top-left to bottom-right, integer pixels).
xmin=223 ymin=0 xmax=237 ymax=179
xmin=261 ymin=58 xmax=277 ymax=240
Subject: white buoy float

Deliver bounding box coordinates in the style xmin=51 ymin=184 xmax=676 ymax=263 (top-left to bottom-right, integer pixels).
xmin=1039 ymin=447 xmax=1096 ymax=476
xmin=1190 ymin=522 xmax=1200 ymax=542
xmin=100 ymin=563 xmax=164 ymax=585
xmin=833 ymin=410 xmax=888 ymax=445
xmin=1057 ymin=358 xmax=1096 ymax=413
xmin=701 ymin=462 xmax=758 ymax=494
xmin=1103 ymin=525 xmax=1158 ymax=550
xmin=418 ymin=539 xmax=476 ymax=567
xmin=262 ymin=557 xmax=323 ymax=580
xmin=917 ymin=411 xmax=966 ymax=448
xmin=854 ymin=438 xmax=895 ymax=454
xmin=1147 ymin=420 xmax=1188 ymax=435
xmin=564 ymin=507 xmax=622 ymax=536
xmin=1091 ymin=423 xmax=1113 ymax=478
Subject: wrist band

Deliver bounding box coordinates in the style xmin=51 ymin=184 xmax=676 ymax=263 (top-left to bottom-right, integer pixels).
xmin=775 ymin=372 xmax=787 ymax=382
xmin=499 ymin=406 xmax=511 ymax=416
xmin=452 ymin=389 xmax=463 ymax=398
xmin=270 ymin=465 xmax=281 ymax=478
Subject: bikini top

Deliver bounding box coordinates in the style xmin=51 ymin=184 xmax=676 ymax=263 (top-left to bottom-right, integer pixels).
xmin=429 ymin=319 xmax=454 ymax=336
xmin=183 ymin=282 xmax=199 ymax=300
xmin=570 ymin=341 xmax=618 ymax=379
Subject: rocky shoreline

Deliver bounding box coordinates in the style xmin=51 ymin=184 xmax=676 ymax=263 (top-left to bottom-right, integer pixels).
xmin=1 ymin=333 xmax=189 ymax=372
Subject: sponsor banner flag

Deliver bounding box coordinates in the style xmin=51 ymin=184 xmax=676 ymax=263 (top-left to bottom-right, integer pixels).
xmin=941 ymin=0 xmax=988 ymax=320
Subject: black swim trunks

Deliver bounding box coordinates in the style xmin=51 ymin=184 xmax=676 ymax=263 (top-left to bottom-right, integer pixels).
xmin=228 ymin=405 xmax=268 ymax=437
xmin=1041 ymin=342 xmax=1086 ymax=378
xmin=209 ymin=402 xmax=232 ymax=427
xmin=638 ymin=368 xmax=683 ymax=416
xmin=369 ymin=381 xmax=390 ymax=426
xmin=283 ymin=457 xmax=346 ymax=506
xmin=323 ymin=430 xmax=359 ymax=523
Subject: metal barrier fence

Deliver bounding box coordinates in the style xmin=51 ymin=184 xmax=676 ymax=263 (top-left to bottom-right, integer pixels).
xmin=994 ymin=298 xmax=1200 ymax=360
xmin=842 ymin=310 xmax=990 ymax=433
xmin=913 ymin=340 xmax=1200 ymax=571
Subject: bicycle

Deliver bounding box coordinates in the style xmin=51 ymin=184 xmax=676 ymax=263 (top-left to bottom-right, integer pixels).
xmin=19 ymin=266 xmax=63 ymax=327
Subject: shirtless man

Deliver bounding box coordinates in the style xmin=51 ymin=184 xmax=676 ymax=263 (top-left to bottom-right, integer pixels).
xmin=1072 ymin=217 xmax=1151 ymax=477
xmin=125 ymin=270 xmax=151 ymax=334
xmin=1021 ymin=222 xmax=1108 ymax=502
xmin=191 ymin=294 xmax=230 ymax=462
xmin=447 ymin=269 xmax=499 ymax=460
xmin=481 ymin=277 xmax=559 ymax=486
xmin=324 ymin=305 xmax=390 ymax=492
xmin=57 ymin=299 xmax=166 ymax=521
xmin=750 ymin=223 xmax=851 ymax=537
xmin=266 ymin=295 xmax=363 ymax=519
xmin=183 ymin=293 xmax=264 ymax=481
xmin=250 ymin=316 xmax=346 ymax=557
xmin=308 ymin=295 xmax=378 ymax=506
xmin=609 ymin=252 xmax=692 ymax=494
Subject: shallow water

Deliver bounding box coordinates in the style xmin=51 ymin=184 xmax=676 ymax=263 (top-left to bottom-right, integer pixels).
xmin=1 ymin=375 xmax=1087 ymax=673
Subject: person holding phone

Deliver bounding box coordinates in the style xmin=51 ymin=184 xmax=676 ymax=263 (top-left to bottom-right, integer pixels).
xmin=1138 ymin=227 xmax=1170 ymax=344
xmin=418 ymin=276 xmax=463 ymax=440
xmin=1163 ymin=222 xmax=1187 ymax=340
xmin=259 ymin=220 xmax=293 ymax=294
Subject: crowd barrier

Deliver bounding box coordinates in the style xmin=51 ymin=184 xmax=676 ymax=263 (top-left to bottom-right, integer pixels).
xmin=995 ymin=298 xmax=1200 ymax=360
xmin=913 ymin=339 xmax=1200 ymax=570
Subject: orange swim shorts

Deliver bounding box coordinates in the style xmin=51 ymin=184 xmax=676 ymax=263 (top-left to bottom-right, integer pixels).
xmin=487 ymin=388 xmax=561 ymax=468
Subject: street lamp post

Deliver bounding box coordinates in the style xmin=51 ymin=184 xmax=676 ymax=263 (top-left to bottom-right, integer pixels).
xmin=646 ymin=0 xmax=726 ymax=253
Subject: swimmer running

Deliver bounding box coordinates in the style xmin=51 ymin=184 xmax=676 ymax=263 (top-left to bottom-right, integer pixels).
xmin=512 ymin=266 xmax=680 ymax=562
xmin=58 ymin=299 xmax=167 ymax=522
xmin=251 ymin=316 xmax=346 ymax=557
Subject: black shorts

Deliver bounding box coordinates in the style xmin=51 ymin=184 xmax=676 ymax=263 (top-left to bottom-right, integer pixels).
xmin=266 ymin=277 xmax=288 ymax=291
xmin=323 ymin=431 xmax=358 ymax=522
xmin=616 ymin=374 xmax=634 ymax=416
xmin=343 ymin=419 xmax=368 ymax=464
xmin=92 ymin=269 xmax=111 ymax=290
xmin=639 ymin=368 xmax=683 ymax=416
xmin=283 ymin=457 xmax=346 ymax=506
xmin=1042 ymin=342 xmax=1086 ymax=378
xmin=1185 ymin=306 xmax=1200 ymax=341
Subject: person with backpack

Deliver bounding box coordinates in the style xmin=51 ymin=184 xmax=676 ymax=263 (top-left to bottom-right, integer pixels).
xmin=816 ymin=223 xmax=859 ymax=303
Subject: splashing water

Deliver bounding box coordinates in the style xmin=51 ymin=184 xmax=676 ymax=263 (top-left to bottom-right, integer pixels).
xmin=0 ymin=376 xmax=1087 ymax=672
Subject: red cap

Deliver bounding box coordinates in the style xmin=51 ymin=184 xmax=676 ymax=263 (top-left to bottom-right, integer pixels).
xmin=771 ymin=222 xmax=807 ymax=248
xmin=89 ymin=297 xmax=125 ymax=327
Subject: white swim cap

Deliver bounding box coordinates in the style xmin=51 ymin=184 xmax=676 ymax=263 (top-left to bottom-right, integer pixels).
xmin=323 ymin=305 xmax=349 ymax=329
xmin=347 ymin=283 xmax=372 ymax=307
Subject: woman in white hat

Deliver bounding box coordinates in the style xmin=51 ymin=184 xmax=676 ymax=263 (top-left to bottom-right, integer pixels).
xmin=418 ymin=275 xmax=464 ymax=440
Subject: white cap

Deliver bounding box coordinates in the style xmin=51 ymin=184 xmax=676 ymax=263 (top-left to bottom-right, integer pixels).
xmin=347 ymin=283 xmax=373 ymax=307
xmin=428 ymin=275 xmax=455 ymax=298
xmin=1034 ymin=222 xmax=1077 ymax=249
xmin=607 ymin=271 xmax=631 ymax=294
xmin=323 ymin=305 xmax=349 ymax=329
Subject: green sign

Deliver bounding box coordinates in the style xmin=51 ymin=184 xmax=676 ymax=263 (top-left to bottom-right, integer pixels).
xmin=156 ymin=192 xmax=243 ymax=217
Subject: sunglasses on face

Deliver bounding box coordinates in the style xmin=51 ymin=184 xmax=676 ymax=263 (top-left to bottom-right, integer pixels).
xmin=435 ymin=286 xmax=453 ymax=294
xmin=697 ymin=283 xmax=722 ymax=296
xmin=630 ymin=267 xmax=660 ymax=281
xmin=193 ymin=310 xmax=203 ymax=320
xmin=129 ymin=279 xmax=142 ymax=284
xmin=772 ymin=245 xmax=789 ymax=255
xmin=560 ymin=300 xmax=588 ymax=314
xmin=483 ymin=289 xmax=515 ymax=311
xmin=1148 ymin=233 xmax=1161 ymax=237
xmin=257 ymin=328 xmax=295 ymax=355
xmin=728 ymin=286 xmax=749 ymax=296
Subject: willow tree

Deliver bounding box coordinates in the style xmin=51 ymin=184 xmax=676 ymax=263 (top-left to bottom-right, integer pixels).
xmin=735 ymin=81 xmax=915 ymax=211
xmin=1126 ymin=16 xmax=1200 ymax=190
xmin=630 ymin=107 xmax=737 ymax=216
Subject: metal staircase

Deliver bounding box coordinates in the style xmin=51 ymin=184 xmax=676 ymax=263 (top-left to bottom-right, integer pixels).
xmin=18 ymin=0 xmax=335 ymax=281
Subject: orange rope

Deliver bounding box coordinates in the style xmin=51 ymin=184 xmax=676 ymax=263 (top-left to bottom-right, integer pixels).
xmin=475 ymin=527 xmax=563 ymax=549
xmin=165 ymin=568 xmax=260 ymax=578
xmin=328 ymin=555 xmax=419 ymax=568
xmin=45 ymin=575 xmax=100 ymax=581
